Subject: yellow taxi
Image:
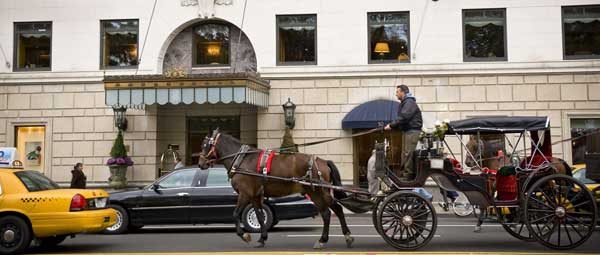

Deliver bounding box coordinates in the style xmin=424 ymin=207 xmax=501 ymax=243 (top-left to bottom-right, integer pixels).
xmin=572 ymin=163 xmax=599 ymax=225
xmin=0 ymin=148 xmax=116 ymax=254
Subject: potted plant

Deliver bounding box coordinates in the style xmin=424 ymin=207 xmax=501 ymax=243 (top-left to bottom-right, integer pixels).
xmin=106 ymin=131 xmax=133 ymax=189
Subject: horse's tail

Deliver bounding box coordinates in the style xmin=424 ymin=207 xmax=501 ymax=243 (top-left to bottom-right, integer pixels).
xmin=326 ymin=160 xmax=348 ymax=200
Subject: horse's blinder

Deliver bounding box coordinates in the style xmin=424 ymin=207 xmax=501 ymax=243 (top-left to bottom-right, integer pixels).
xmin=199 ymin=131 xmax=221 ymax=168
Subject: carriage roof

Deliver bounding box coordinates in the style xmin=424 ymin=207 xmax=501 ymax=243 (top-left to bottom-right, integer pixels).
xmin=446 ymin=116 xmax=550 ymax=135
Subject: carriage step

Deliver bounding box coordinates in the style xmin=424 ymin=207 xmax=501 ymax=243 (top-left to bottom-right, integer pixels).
xmin=493 ymin=199 xmax=519 ymax=206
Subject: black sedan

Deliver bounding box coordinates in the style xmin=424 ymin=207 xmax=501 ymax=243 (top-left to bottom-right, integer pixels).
xmin=103 ymin=166 xmax=317 ymax=234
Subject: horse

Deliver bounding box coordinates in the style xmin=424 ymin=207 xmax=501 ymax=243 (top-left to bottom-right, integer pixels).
xmin=464 ymin=134 xmax=572 ymax=176
xmin=197 ymin=129 xmax=354 ymax=249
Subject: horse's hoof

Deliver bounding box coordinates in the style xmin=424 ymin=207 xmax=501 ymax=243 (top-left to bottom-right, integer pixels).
xmin=254 ymin=242 xmax=265 ymax=248
xmin=313 ymin=241 xmax=325 ymax=249
xmin=474 ymin=226 xmax=482 ymax=233
xmin=345 ymin=235 xmax=354 ymax=248
xmin=242 ymin=233 xmax=252 ymax=243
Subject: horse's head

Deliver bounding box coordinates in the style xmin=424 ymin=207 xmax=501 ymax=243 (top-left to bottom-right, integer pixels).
xmin=465 ymin=135 xmax=483 ymax=168
xmin=198 ymin=128 xmax=221 ymax=170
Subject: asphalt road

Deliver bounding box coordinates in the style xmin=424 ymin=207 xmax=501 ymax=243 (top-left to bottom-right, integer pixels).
xmin=28 ymin=215 xmax=600 ymax=254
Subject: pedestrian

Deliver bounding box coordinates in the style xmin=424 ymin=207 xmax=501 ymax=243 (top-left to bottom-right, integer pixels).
xmin=384 ymin=84 xmax=423 ymax=181
xmin=174 ymin=156 xmax=184 ymax=169
xmin=70 ymin=163 xmax=87 ymax=189
xmin=367 ymin=149 xmax=379 ymax=195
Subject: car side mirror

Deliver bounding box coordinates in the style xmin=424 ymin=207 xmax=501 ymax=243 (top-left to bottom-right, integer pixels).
xmin=152 ymin=183 xmax=162 ymax=193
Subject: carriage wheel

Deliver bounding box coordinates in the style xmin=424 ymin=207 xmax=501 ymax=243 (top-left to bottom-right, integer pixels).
xmin=376 ymin=190 xmax=437 ymax=250
xmin=524 ymin=174 xmax=598 ymax=250
xmin=372 ymin=196 xmax=384 ymax=236
xmin=499 ymin=207 xmax=535 ymax=242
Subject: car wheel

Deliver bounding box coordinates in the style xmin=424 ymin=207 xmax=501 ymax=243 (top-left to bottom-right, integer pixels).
xmin=102 ymin=205 xmax=129 ymax=235
xmin=0 ymin=216 xmax=32 ymax=255
xmin=38 ymin=235 xmax=67 ymax=248
xmin=242 ymin=205 xmax=274 ymax=233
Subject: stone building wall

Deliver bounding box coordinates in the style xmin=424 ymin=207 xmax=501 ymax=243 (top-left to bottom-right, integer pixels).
xmin=0 ymin=83 xmax=158 ymax=185
xmin=257 ymin=73 xmax=600 ymax=182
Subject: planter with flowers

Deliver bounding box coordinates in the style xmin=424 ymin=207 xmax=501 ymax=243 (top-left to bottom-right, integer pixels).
xmin=106 ymin=131 xmax=133 ymax=189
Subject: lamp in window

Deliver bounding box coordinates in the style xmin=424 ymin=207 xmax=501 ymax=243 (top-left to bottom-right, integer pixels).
xmin=112 ymin=106 xmax=128 ymax=131
xmin=282 ymin=98 xmax=296 ymax=129
xmin=206 ymin=44 xmax=221 ymax=56
xmin=374 ymin=42 xmax=390 ymax=58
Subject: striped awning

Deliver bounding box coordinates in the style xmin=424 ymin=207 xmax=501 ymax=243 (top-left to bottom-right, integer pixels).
xmin=103 ymin=73 xmax=270 ymax=108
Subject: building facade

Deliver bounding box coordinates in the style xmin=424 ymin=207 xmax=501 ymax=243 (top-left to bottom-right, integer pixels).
xmin=0 ymin=0 xmax=599 ymax=186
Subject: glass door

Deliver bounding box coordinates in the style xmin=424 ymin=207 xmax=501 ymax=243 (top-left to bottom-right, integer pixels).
xmin=186 ymin=116 xmax=240 ymax=165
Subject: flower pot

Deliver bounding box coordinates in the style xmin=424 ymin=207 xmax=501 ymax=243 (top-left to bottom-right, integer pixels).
xmin=108 ymin=165 xmax=128 ymax=189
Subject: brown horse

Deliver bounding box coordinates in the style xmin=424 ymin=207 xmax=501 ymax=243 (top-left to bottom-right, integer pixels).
xmin=197 ymin=129 xmax=353 ymax=249
xmin=464 ymin=135 xmax=572 ymax=176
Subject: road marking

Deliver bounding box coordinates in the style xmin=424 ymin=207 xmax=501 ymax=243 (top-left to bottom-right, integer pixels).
xmin=286 ymin=234 xmax=441 ymax=238
xmin=34 ymin=252 xmax=590 ymax=255
xmin=144 ymin=224 xmax=503 ymax=229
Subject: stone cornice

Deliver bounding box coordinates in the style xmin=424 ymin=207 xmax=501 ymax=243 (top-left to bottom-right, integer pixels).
xmin=259 ymin=60 xmax=600 ymax=79
xmin=1 ymin=60 xmax=600 ymax=84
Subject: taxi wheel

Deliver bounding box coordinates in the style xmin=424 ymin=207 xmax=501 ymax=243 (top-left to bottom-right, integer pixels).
xmin=38 ymin=235 xmax=67 ymax=247
xmin=102 ymin=205 xmax=129 ymax=235
xmin=0 ymin=216 xmax=32 ymax=255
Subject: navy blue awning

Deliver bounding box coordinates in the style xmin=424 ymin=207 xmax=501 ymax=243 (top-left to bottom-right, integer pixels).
xmin=342 ymin=99 xmax=399 ymax=129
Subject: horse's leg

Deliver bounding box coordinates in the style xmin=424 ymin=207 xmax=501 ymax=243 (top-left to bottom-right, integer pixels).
xmin=234 ymin=194 xmax=252 ymax=243
xmin=330 ymin=201 xmax=353 ymax=248
xmin=252 ymin=197 xmax=268 ymax=248
xmin=310 ymin=192 xmax=331 ymax=249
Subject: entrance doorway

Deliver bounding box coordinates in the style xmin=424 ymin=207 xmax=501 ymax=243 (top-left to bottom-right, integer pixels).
xmin=353 ymin=130 xmax=403 ymax=188
xmin=14 ymin=126 xmax=46 ymax=172
xmin=186 ymin=116 xmax=240 ymax=165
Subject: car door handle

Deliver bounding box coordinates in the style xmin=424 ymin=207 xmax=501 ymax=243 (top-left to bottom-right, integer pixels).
xmin=177 ymin=192 xmax=190 ymax=197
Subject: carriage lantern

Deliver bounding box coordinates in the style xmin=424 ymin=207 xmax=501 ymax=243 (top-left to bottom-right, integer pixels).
xmin=112 ymin=106 xmax=128 ymax=131
xmin=282 ymin=98 xmax=296 ymax=129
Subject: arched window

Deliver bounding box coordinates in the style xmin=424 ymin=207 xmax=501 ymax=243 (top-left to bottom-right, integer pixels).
xmin=193 ymin=23 xmax=230 ymax=66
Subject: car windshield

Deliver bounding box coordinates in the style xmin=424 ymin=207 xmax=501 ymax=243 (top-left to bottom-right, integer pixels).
xmin=572 ymin=168 xmax=595 ymax=184
xmin=15 ymin=171 xmax=60 ymax=192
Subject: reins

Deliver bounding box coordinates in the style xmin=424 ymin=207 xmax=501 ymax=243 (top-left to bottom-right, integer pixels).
xmin=210 ymin=127 xmax=384 ymax=162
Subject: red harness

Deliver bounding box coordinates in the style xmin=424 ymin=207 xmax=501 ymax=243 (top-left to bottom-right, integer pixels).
xmin=256 ymin=150 xmax=276 ymax=175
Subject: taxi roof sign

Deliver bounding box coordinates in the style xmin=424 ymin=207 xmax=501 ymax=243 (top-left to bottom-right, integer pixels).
xmin=0 ymin=147 xmax=22 ymax=169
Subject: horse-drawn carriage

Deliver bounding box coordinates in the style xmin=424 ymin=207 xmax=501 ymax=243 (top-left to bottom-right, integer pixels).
xmin=197 ymin=116 xmax=597 ymax=251
xmin=372 ymin=116 xmax=597 ymax=250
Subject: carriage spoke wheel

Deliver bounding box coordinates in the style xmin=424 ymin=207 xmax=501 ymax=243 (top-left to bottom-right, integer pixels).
xmin=372 ymin=197 xmax=384 ymax=236
xmin=524 ymin=174 xmax=598 ymax=250
xmin=499 ymin=207 xmax=535 ymax=242
xmin=376 ymin=191 xmax=437 ymax=250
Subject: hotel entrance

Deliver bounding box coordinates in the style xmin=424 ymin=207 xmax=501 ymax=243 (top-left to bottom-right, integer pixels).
xmin=186 ymin=116 xmax=241 ymax=165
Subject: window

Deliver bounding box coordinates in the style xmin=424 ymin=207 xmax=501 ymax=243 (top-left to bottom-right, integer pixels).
xmin=462 ymin=9 xmax=507 ymax=62
xmin=277 ymin=14 xmax=317 ymax=65
xmin=158 ymin=169 xmax=196 ymax=189
xmin=101 ymin=19 xmax=139 ymax=68
xmin=15 ymin=126 xmax=45 ymax=172
xmin=14 ymin=22 xmax=52 ymax=71
xmin=571 ymin=118 xmax=600 ymax=164
xmin=368 ymin=12 xmax=410 ymax=63
xmin=206 ymin=169 xmax=230 ymax=187
xmin=15 ymin=171 xmax=60 ymax=192
xmin=193 ymin=23 xmax=230 ymax=66
xmin=562 ymin=5 xmax=600 ymax=59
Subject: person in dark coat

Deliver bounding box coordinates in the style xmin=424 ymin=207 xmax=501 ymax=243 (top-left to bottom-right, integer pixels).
xmin=384 ymin=84 xmax=423 ymax=181
xmin=70 ymin=163 xmax=87 ymax=189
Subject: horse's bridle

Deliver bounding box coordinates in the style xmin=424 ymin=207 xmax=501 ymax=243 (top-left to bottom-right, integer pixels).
xmin=199 ymin=131 xmax=221 ymax=167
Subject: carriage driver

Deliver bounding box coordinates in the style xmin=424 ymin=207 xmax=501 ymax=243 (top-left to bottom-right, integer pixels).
xmin=384 ymin=84 xmax=423 ymax=181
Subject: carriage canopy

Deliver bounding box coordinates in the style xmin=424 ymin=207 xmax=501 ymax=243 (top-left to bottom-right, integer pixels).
xmin=446 ymin=116 xmax=550 ymax=134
